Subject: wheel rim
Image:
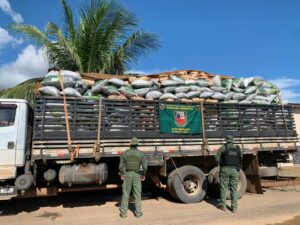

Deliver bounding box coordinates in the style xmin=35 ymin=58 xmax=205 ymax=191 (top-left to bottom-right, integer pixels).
xmin=182 ymin=174 xmax=201 ymax=196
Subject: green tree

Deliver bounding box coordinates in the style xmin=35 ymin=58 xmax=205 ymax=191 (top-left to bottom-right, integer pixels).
xmin=12 ymin=0 xmax=160 ymax=74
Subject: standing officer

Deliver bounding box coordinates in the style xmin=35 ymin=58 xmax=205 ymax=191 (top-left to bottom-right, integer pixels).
xmin=119 ymin=137 xmax=147 ymax=218
xmin=214 ymin=135 xmax=242 ymax=213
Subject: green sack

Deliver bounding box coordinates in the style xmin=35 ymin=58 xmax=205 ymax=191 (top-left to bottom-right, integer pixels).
xmin=101 ymin=85 xmax=120 ymax=95
xmin=108 ymin=78 xmax=126 ymax=87
xmin=233 ymin=93 xmax=246 ymax=100
xmin=210 ymin=85 xmax=226 ymax=92
xmin=83 ymin=89 xmax=102 ymax=100
xmin=175 ymin=86 xmax=191 ymax=93
xmin=196 ymin=79 xmax=209 ymax=87
xmin=232 ymin=86 xmax=245 ymax=93
xmin=223 ymin=100 xmax=238 ymax=104
xmin=225 ymin=92 xmax=234 ymax=100
xmin=159 ymin=93 xmax=178 ymax=100
xmin=245 ymin=86 xmax=258 ymax=94
xmin=135 ymin=88 xmax=150 ymax=96
xmin=222 ymin=79 xmax=233 ymax=91
xmin=131 ymin=79 xmax=151 ymax=88
xmin=91 ymin=79 xmax=108 ymax=93
xmin=161 ymin=80 xmax=181 ymax=87
xmin=233 ymin=78 xmax=243 ymax=88
xmin=118 ymin=86 xmax=137 ymax=98
xmin=41 ymin=75 xmax=77 ymax=89
xmin=253 ymin=78 xmax=264 ymax=87
xmin=170 ymin=75 xmax=184 ymax=83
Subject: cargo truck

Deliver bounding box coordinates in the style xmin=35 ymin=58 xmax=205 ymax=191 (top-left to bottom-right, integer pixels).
xmin=0 ymin=96 xmax=299 ymax=203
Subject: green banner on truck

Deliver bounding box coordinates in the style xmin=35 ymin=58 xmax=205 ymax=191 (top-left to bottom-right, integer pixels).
xmin=159 ymin=103 xmax=202 ymax=134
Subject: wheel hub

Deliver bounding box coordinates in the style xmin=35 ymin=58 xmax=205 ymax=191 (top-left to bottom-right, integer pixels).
xmin=184 ymin=180 xmax=198 ymax=193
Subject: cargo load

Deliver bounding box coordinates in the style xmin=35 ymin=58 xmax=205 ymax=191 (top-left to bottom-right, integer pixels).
xmin=38 ymin=69 xmax=282 ymax=105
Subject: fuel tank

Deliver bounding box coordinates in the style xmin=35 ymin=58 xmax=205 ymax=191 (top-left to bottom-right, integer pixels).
xmin=58 ymin=163 xmax=108 ymax=186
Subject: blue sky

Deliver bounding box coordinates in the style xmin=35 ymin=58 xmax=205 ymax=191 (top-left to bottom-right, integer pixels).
xmin=0 ymin=0 xmax=300 ymax=102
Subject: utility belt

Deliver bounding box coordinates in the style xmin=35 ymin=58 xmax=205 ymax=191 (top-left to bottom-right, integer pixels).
xmin=125 ymin=169 xmax=141 ymax=173
xmin=221 ymin=165 xmax=240 ymax=171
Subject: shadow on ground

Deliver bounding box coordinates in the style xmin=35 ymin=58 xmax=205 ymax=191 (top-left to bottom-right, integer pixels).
xmin=267 ymin=215 xmax=300 ymax=225
xmin=0 ymin=190 xmax=113 ymax=216
xmin=0 ymin=188 xmax=177 ymax=216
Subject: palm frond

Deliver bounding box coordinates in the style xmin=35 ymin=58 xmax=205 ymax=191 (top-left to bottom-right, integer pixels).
xmin=60 ymin=0 xmax=76 ymax=39
xmin=45 ymin=22 xmax=82 ymax=70
xmin=108 ymin=30 xmax=160 ymax=74
xmin=11 ymin=0 xmax=161 ymax=74
xmin=11 ymin=23 xmax=52 ymax=46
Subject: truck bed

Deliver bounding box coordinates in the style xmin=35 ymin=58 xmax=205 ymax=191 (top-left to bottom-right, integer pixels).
xmin=31 ymin=97 xmax=299 ymax=160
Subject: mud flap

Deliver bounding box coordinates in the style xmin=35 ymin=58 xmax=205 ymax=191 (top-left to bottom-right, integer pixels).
xmin=242 ymin=154 xmax=263 ymax=194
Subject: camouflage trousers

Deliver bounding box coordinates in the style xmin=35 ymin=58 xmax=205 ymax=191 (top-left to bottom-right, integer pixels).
xmin=120 ymin=171 xmax=142 ymax=216
xmin=219 ymin=166 xmax=239 ymax=209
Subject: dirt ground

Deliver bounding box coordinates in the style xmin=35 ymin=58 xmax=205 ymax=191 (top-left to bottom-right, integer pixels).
xmin=0 ymin=185 xmax=299 ymax=225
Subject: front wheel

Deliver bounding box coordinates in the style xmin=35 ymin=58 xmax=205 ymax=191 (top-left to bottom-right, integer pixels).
xmin=171 ymin=166 xmax=207 ymax=203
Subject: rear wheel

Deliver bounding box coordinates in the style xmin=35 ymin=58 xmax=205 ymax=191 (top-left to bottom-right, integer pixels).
xmin=171 ymin=166 xmax=207 ymax=203
xmin=167 ymin=169 xmax=179 ymax=200
xmin=207 ymin=166 xmax=247 ymax=199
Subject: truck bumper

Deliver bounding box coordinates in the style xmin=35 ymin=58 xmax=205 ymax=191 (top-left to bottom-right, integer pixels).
xmin=0 ymin=186 xmax=18 ymax=201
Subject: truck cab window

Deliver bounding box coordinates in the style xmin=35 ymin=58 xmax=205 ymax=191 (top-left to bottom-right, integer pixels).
xmin=0 ymin=104 xmax=17 ymax=127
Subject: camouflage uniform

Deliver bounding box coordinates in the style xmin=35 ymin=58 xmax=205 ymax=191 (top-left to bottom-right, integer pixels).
xmin=215 ymin=135 xmax=242 ymax=212
xmin=119 ymin=138 xmax=147 ymax=218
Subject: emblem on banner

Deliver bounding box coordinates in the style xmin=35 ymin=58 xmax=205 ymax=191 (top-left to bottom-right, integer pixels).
xmin=174 ymin=111 xmax=187 ymax=126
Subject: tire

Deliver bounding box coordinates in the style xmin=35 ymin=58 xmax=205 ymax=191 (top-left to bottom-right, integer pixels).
xmin=207 ymin=166 xmax=247 ymax=200
xmin=233 ymin=169 xmax=247 ymax=200
xmin=208 ymin=166 xmax=220 ymax=184
xmin=171 ymin=166 xmax=207 ymax=203
xmin=15 ymin=174 xmax=34 ymax=190
xmin=207 ymin=166 xmax=221 ymax=197
xmin=167 ymin=169 xmax=179 ymax=200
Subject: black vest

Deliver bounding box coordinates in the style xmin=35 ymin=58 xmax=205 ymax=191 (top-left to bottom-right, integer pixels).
xmin=221 ymin=145 xmax=241 ymax=169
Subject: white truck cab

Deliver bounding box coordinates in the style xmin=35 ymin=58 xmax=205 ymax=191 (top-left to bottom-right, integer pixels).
xmin=0 ymin=99 xmax=29 ymax=180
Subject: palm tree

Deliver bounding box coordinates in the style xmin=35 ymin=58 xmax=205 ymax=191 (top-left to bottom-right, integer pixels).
xmin=11 ymin=0 xmax=160 ymax=74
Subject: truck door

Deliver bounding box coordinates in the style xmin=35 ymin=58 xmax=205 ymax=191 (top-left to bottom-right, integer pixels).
xmin=0 ymin=103 xmax=18 ymax=166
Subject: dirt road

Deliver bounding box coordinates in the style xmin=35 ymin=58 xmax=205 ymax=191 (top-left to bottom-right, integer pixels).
xmin=0 ymin=185 xmax=299 ymax=225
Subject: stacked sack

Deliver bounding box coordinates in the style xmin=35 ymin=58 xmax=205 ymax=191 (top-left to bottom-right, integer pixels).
xmin=39 ymin=70 xmax=88 ymax=97
xmin=38 ymin=70 xmax=282 ymax=105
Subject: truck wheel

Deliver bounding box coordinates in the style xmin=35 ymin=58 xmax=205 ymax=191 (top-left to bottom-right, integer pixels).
xmin=171 ymin=166 xmax=207 ymax=203
xmin=232 ymin=169 xmax=247 ymax=200
xmin=207 ymin=166 xmax=221 ymax=198
xmin=15 ymin=174 xmax=34 ymax=190
xmin=167 ymin=169 xmax=179 ymax=201
xmin=207 ymin=166 xmax=247 ymax=199
xmin=208 ymin=166 xmax=220 ymax=184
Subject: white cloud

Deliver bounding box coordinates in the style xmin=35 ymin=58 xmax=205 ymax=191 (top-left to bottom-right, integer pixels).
xmin=0 ymin=27 xmax=22 ymax=49
xmin=0 ymin=45 xmax=49 ymax=89
xmin=271 ymin=77 xmax=300 ymax=103
xmin=126 ymin=68 xmax=177 ymax=75
xmin=271 ymin=78 xmax=300 ymax=89
xmin=0 ymin=0 xmax=23 ymax=23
